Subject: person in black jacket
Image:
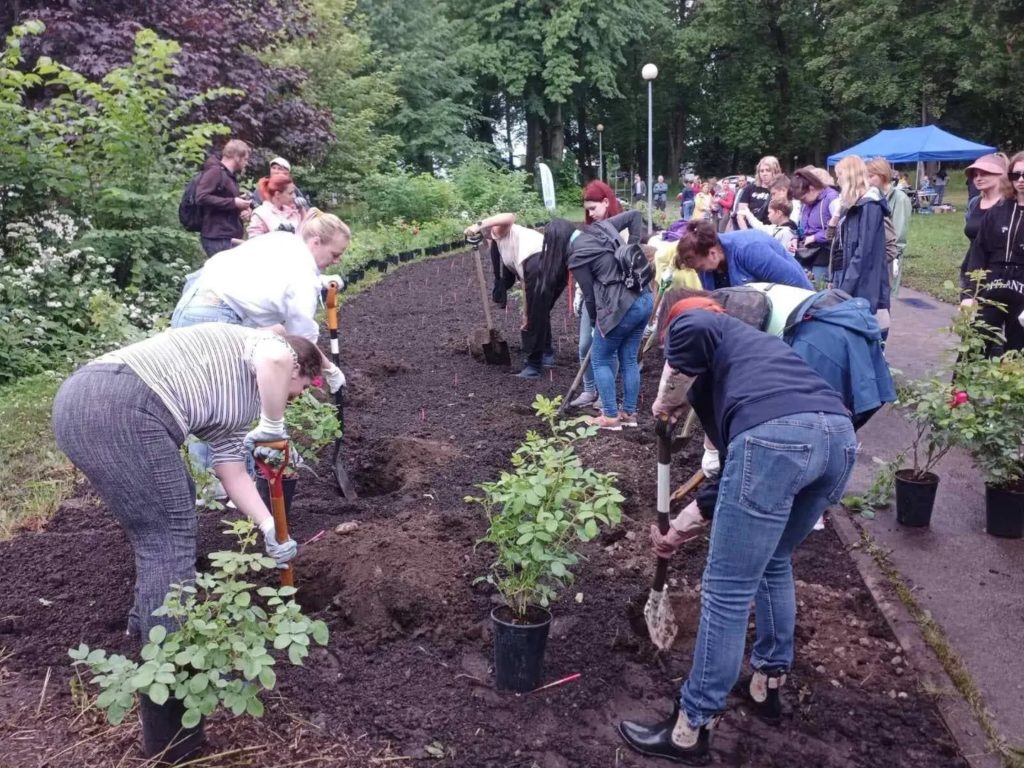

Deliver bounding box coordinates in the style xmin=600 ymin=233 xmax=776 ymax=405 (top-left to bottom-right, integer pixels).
xmin=962 ymin=151 xmax=1024 ymax=355
xmin=832 ymin=155 xmax=891 ymax=338
xmin=195 ymin=140 xmax=251 ymax=257
xmin=618 ymin=306 xmax=856 ymax=766
xmin=567 ymin=209 xmax=654 ymax=430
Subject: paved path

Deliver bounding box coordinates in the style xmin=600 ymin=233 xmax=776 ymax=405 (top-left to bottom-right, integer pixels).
xmin=847 ymin=287 xmax=1024 ymax=754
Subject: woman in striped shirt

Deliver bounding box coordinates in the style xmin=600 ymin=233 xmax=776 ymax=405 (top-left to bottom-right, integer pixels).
xmin=52 ymin=324 xmax=320 ymax=641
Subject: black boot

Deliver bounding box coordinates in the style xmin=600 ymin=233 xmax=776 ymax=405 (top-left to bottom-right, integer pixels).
xmin=618 ymin=704 xmax=717 ymax=765
xmin=735 ymin=668 xmax=787 ymax=723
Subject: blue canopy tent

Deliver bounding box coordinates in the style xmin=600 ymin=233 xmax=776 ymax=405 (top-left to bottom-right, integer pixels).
xmin=826 ymin=125 xmax=996 ymax=166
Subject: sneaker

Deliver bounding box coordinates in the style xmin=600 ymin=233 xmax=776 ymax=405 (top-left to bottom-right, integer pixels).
xmin=515 ymin=366 xmax=542 ymax=379
xmin=569 ymin=390 xmax=598 ymax=408
xmin=586 ymin=414 xmax=622 ymax=432
xmin=618 ymin=412 xmax=639 ymax=428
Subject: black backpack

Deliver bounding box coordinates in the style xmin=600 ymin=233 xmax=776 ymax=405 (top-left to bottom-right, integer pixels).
xmin=178 ymin=172 xmax=204 ymax=232
xmin=709 ymin=286 xmax=772 ymax=331
xmin=614 ymin=242 xmax=654 ymax=292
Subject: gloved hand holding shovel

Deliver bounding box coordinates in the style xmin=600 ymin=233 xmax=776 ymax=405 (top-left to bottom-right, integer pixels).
xmin=253 ymin=439 xmax=297 ymax=586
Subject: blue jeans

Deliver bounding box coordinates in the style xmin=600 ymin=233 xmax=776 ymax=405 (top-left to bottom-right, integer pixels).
xmin=590 ymin=291 xmax=653 ymax=417
xmin=679 ymin=412 xmax=857 ymax=726
xmin=811 ymin=265 xmax=829 ymax=286
xmin=682 ymin=201 xmax=695 ymax=220
xmin=579 ymin=304 xmax=619 ymax=394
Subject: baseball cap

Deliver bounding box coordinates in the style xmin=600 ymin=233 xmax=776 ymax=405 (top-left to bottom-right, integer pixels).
xmin=269 ymin=156 xmax=291 ymax=171
xmin=965 ymin=153 xmax=1006 ymax=177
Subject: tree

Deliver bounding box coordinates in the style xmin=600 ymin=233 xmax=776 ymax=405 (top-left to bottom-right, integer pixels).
xmin=1 ymin=0 xmax=334 ymax=161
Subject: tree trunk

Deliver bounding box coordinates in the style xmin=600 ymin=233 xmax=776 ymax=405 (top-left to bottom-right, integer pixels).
xmin=547 ymin=102 xmax=564 ymax=172
xmin=667 ymin=100 xmax=686 ymax=183
xmin=526 ymin=111 xmax=542 ymax=171
xmin=504 ymin=91 xmax=514 ymax=169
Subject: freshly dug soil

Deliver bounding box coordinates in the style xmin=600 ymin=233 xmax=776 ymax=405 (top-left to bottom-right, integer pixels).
xmin=0 ymin=250 xmax=966 ymax=767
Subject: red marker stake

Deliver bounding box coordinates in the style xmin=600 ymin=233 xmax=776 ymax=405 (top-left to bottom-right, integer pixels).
xmin=531 ymin=672 xmax=581 ymax=693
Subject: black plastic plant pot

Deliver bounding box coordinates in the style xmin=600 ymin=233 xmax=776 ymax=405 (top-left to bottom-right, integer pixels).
xmin=376 ymin=259 xmax=388 ymax=273
xmin=350 ymin=268 xmax=364 ymax=284
xmin=139 ymin=695 xmax=205 ymax=765
xmin=448 ymin=240 xmax=461 ymax=251
xmin=387 ymin=253 xmax=400 ymax=265
xmin=399 ymin=250 xmax=414 ymax=262
xmin=984 ymin=483 xmax=1024 ymax=539
xmin=256 ymin=476 xmax=298 ymax=518
xmin=894 ymin=469 xmax=938 ymax=527
xmin=491 ymin=605 xmax=552 ymax=692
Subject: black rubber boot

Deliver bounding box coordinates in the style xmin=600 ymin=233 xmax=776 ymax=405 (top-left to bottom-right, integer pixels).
xmin=735 ymin=668 xmax=787 ymax=723
xmin=618 ymin=704 xmax=717 ymax=765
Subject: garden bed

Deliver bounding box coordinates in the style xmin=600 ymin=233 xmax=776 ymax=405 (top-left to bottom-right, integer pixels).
xmin=0 ymin=250 xmax=965 ymax=767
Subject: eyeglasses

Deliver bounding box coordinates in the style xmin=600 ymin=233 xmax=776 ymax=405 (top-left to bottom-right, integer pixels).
xmin=1009 ymin=171 xmax=1024 ymax=182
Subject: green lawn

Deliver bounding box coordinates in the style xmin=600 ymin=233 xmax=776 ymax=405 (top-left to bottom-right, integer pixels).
xmin=0 ymin=372 xmax=75 ymax=539
xmin=900 ymin=170 xmax=970 ymax=304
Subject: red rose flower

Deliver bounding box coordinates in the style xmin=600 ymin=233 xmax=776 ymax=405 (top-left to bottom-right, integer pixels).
xmin=949 ymin=390 xmax=969 ymax=408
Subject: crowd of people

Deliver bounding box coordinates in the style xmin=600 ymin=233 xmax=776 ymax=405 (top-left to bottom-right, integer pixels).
xmin=49 ymin=134 xmax=1024 ymax=765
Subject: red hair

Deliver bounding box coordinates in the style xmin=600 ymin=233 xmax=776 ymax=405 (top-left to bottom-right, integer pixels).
xmin=660 ymin=297 xmax=726 ymax=343
xmin=582 ymin=181 xmax=622 ymax=224
xmin=258 ymin=173 xmax=294 ymax=201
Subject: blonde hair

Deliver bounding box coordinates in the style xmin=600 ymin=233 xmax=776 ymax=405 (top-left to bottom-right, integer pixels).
xmin=757 ymin=155 xmax=782 ymax=179
xmin=222 ymin=139 xmax=250 ymax=160
xmin=865 ymin=157 xmax=893 ymax=191
xmin=835 ymin=156 xmax=870 ymax=208
xmin=299 ymin=208 xmax=351 ymax=244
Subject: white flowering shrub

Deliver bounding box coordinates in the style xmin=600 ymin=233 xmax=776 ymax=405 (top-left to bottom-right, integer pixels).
xmin=0 ymin=209 xmax=192 ymax=381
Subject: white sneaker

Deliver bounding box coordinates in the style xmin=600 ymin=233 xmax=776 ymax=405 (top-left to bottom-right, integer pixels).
xmin=813 ymin=516 xmax=825 ymax=531
xmin=569 ymin=390 xmax=598 ymax=408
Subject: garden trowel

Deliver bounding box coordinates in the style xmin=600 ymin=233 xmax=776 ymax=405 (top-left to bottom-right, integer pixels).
xmin=325 ymin=283 xmax=357 ymax=499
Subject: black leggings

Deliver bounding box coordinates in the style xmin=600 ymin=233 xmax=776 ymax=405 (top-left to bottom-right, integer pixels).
xmin=979 ymin=279 xmax=1024 ymax=357
xmin=520 ymin=256 xmax=565 ymax=368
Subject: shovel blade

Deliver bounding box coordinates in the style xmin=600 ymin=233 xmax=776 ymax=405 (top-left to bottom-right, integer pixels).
xmin=332 ymin=444 xmax=357 ymax=500
xmin=483 ymin=335 xmax=511 ymax=366
xmin=644 ymin=587 xmax=678 ymax=650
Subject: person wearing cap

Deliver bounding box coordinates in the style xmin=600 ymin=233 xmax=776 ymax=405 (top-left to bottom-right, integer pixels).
xmin=618 ymin=302 xmax=855 ymax=765
xmin=960 ymin=153 xmax=1011 ymax=290
xmin=963 ymin=150 xmax=1024 ymax=355
xmin=252 ymin=156 xmax=309 ymax=209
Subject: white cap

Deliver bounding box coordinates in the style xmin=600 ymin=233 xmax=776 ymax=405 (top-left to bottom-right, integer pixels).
xmin=269 ymin=156 xmax=291 ymax=171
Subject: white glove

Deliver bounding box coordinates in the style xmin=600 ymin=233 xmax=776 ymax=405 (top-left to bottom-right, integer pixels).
xmin=323 ymin=363 xmax=346 ymax=393
xmin=701 ymin=446 xmax=721 ymax=480
xmin=572 ymin=286 xmax=583 ymax=318
xmin=892 ymin=258 xmax=900 ymax=278
xmin=259 ymin=517 xmax=297 ymax=568
xmin=320 ymin=274 xmax=344 ymax=290
xmin=244 ymin=415 xmax=288 ymax=454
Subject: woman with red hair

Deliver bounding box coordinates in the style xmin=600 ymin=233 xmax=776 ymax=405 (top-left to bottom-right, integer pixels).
xmin=248 ymin=174 xmax=304 ymax=237
xmin=570 ymin=181 xmax=625 ymax=408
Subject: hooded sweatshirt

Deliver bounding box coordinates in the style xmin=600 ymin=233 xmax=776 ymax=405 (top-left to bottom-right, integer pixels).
xmin=964 ymin=198 xmax=1024 ymax=292
xmin=832 ymin=187 xmax=890 ymax=312
xmin=568 ymin=209 xmax=646 ymax=335
xmin=195 ymin=155 xmax=243 ymax=240
xmin=700 ymin=229 xmax=812 ymax=291
xmin=664 ymin=310 xmax=848 ymax=453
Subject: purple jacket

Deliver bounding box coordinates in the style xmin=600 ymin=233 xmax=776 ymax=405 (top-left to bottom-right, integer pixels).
xmin=801 ymin=186 xmax=838 ymax=244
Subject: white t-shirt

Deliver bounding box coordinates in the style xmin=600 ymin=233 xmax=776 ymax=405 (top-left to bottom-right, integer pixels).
xmin=495 ymin=224 xmax=544 ymax=281
xmin=195 ymin=231 xmax=321 ymax=342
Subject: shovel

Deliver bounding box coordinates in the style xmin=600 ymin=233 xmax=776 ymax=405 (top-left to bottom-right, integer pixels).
xmin=254 ymin=440 xmax=294 ymax=588
xmin=467 ymin=237 xmax=512 ymax=366
xmin=325 ymin=284 xmax=357 ymax=499
xmin=645 ymin=418 xmax=706 ymax=650
xmin=555 ymin=349 xmax=592 ymax=417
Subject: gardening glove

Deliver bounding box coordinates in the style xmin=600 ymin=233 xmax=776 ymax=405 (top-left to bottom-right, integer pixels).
xmin=323 ymin=362 xmax=346 ymax=393
xmin=572 ymin=285 xmax=584 ymax=318
xmin=652 ymin=362 xmax=692 ymax=422
xmin=320 ymin=274 xmax=344 ymax=291
xmin=701 ymin=442 xmax=720 ymax=480
xmin=244 ymin=416 xmax=288 ymax=455
xmin=650 ymin=501 xmax=707 ymax=557
xmin=259 ymin=518 xmax=297 ymax=568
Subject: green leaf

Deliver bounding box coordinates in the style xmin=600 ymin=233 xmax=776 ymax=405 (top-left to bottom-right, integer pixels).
xmin=258 ymin=666 xmax=277 ymax=690
xmin=287 ymin=643 xmax=306 ymax=666
xmin=148 ymin=625 xmax=167 ymax=644
xmin=182 ymin=708 xmax=202 ymax=729
xmin=246 ymin=695 xmax=265 ymax=718
xmin=148 ymin=682 xmax=169 ymax=706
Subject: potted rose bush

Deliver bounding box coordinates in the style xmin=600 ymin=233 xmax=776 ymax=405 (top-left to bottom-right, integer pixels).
xmin=467 ymin=395 xmax=624 ymax=692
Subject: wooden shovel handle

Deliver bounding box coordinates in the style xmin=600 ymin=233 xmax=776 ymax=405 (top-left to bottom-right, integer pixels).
xmin=254 ymin=440 xmax=293 ymax=587
xmin=326 ymin=283 xmax=339 ymax=331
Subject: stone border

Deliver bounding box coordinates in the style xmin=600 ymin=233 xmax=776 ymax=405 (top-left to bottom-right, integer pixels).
xmin=829 ymin=509 xmax=1004 ymax=768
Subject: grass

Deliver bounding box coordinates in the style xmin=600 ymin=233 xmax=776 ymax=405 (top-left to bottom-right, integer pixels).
xmin=0 ymin=371 xmax=76 ymax=540
xmin=899 ymin=169 xmax=971 ymax=305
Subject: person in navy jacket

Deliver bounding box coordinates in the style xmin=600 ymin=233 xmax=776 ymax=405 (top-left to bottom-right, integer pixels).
xmin=674 ymin=220 xmax=812 ymax=291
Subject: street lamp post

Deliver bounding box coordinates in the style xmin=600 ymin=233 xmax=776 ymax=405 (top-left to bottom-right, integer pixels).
xmin=596 ymin=123 xmax=604 ymax=183
xmin=641 ymin=63 xmax=658 ymax=235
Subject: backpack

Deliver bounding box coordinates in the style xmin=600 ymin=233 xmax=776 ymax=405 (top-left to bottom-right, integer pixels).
xmin=708 ymin=286 xmax=772 ymax=331
xmin=178 ymin=172 xmax=204 ymax=232
xmin=614 ymin=242 xmax=654 ymax=292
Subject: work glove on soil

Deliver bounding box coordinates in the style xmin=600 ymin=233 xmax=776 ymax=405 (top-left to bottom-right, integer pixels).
xmin=259 ymin=518 xmax=297 ymax=567
xmin=323 ymin=363 xmax=346 ymax=393
xmin=650 ymin=500 xmax=707 ymax=557
xmin=651 ymin=362 xmax=692 ymax=422
xmin=244 ymin=416 xmax=289 ymax=455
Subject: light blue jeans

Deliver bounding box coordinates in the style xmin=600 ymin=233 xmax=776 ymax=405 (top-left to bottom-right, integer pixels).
xmin=590 ymin=291 xmax=653 ymax=418
xmin=578 ymin=304 xmax=618 ymax=394
xmin=679 ymin=412 xmax=857 ymax=726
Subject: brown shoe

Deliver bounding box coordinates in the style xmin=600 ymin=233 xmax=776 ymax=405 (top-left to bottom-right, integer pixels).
xmin=585 ymin=414 xmax=622 ymax=432
xmin=618 ymin=412 xmax=639 ymax=428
